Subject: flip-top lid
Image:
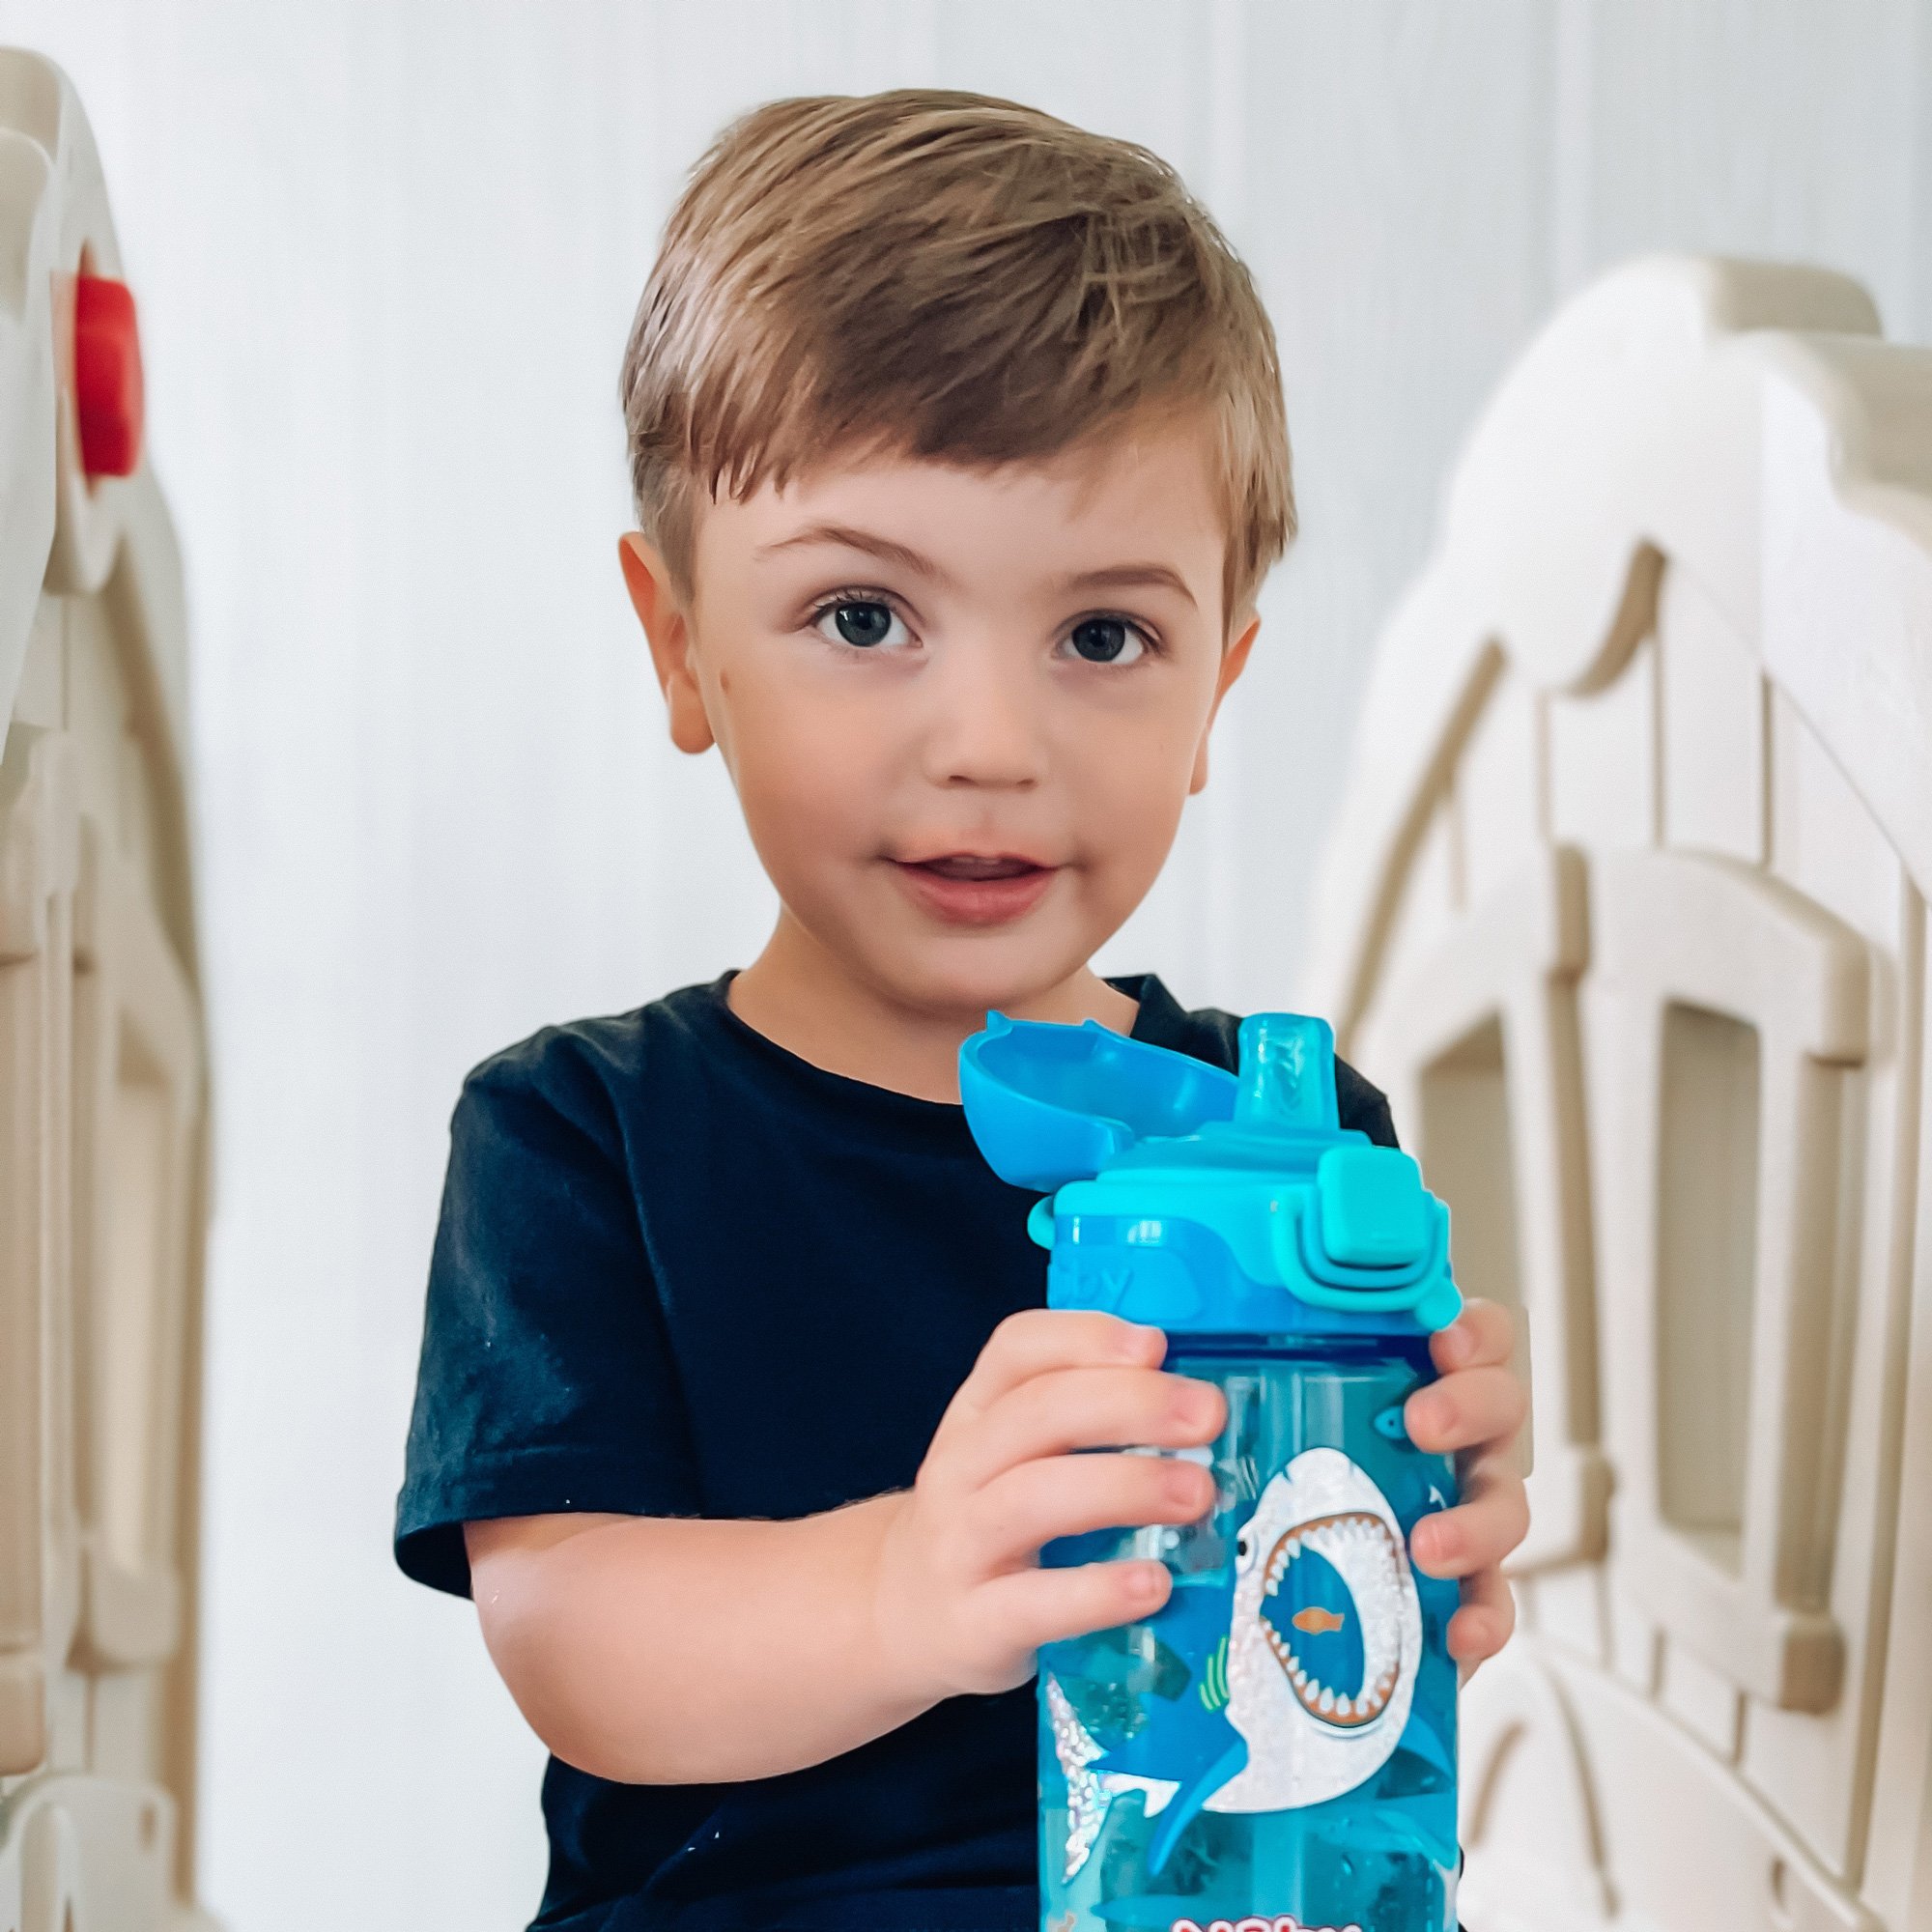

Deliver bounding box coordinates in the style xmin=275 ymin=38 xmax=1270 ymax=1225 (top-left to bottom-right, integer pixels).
xmin=959 ymin=1009 xmax=1345 ymax=1192
xmin=960 ymin=1009 xmax=1462 ymax=1335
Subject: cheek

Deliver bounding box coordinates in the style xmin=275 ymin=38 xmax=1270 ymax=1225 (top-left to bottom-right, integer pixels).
xmin=724 ymin=681 xmax=890 ymax=852
xmin=1065 ymin=708 xmax=1201 ymax=870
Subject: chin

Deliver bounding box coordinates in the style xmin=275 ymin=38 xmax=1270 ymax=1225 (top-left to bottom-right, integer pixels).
xmin=867 ymin=926 xmax=1092 ymax=1021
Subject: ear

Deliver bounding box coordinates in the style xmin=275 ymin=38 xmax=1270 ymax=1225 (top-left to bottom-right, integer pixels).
xmin=619 ymin=532 xmax=715 ymax=755
xmin=1188 ymin=611 xmax=1262 ymax=794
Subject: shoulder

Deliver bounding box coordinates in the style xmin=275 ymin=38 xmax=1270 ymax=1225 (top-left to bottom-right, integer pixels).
xmin=1116 ymin=974 xmax=1400 ymax=1151
xmin=451 ymin=979 xmax=728 ymax=1146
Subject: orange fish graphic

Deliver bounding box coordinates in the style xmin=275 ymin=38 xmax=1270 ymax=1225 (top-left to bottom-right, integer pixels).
xmin=1290 ymin=1605 xmax=1348 ymax=1635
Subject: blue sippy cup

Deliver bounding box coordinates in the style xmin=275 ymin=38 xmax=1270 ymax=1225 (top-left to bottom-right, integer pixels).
xmin=961 ymin=1010 xmax=1463 ymax=1932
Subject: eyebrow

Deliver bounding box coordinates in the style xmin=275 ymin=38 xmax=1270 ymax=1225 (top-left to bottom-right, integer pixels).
xmin=1055 ymin=563 xmax=1198 ymax=609
xmin=758 ymin=525 xmax=1201 ymax=611
xmin=756 ymin=523 xmax=953 ymax=584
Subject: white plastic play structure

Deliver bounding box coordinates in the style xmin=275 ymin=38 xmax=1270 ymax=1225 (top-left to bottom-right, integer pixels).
xmin=0 ymin=50 xmax=214 ymax=1932
xmin=1303 ymin=256 xmax=1932 ymax=1931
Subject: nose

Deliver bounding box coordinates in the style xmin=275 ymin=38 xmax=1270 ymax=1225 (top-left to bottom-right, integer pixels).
xmin=920 ymin=647 xmax=1046 ymax=790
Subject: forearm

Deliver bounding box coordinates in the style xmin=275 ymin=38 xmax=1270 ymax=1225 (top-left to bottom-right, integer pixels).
xmin=467 ymin=1494 xmax=934 ymax=1784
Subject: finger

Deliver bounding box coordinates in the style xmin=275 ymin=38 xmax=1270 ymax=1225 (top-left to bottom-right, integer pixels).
xmin=1405 ymin=1365 xmax=1528 ymax=1458
xmin=1448 ymin=1564 xmax=1517 ymax=1677
xmin=946 ymin=1366 xmax=1226 ymax=1492
xmin=968 ymin=1451 xmax=1216 ymax=1570
xmin=935 ymin=1309 xmax=1166 ymax=1449
xmin=1408 ymin=1466 xmax=1529 ymax=1580
xmin=979 ymin=1556 xmax=1172 ymax=1655
xmin=1429 ymin=1297 xmax=1516 ymax=1376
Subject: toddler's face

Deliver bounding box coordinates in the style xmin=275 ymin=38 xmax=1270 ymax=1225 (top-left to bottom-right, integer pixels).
xmin=625 ymin=412 xmax=1256 ymax=1019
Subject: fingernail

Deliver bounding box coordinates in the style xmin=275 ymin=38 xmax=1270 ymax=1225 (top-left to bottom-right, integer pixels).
xmin=1164 ymin=1462 xmax=1211 ymax=1510
xmin=1417 ymin=1518 xmax=1460 ymax=1569
xmin=1408 ymin=1391 xmax=1448 ymax=1439
xmin=1180 ymin=1383 xmax=1220 ymax=1428
xmin=1438 ymin=1322 xmax=1473 ymax=1367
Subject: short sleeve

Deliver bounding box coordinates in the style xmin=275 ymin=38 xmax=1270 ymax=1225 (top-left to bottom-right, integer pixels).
xmin=393 ymin=1034 xmax=702 ymax=1598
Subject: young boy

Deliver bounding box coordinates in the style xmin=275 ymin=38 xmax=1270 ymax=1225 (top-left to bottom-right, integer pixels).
xmin=395 ymin=90 xmax=1527 ymax=1932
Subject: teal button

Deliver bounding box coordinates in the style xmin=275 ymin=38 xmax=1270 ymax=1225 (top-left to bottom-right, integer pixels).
xmin=1027 ymin=1195 xmax=1058 ymax=1249
xmin=1315 ymin=1145 xmax=1430 ymax=1267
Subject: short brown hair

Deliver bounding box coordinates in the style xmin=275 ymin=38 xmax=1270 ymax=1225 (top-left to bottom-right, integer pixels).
xmin=619 ymin=90 xmax=1293 ymax=622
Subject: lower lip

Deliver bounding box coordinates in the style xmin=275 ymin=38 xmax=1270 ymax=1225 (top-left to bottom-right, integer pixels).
xmin=892 ymin=861 xmax=1058 ymax=927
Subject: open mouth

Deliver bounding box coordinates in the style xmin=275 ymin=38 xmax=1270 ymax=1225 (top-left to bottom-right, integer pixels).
xmin=1214 ymin=1447 xmax=1425 ymax=1813
xmin=1258 ymin=1509 xmax=1406 ymax=1729
xmin=911 ymin=854 xmax=1042 ymax=880
xmin=891 ymin=853 xmax=1058 ymax=926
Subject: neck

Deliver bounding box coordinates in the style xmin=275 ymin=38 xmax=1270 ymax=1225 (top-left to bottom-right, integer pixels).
xmin=725 ymin=909 xmax=1139 ymax=1102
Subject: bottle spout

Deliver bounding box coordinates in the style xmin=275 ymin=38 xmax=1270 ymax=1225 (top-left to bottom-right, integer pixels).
xmin=1234 ymin=1012 xmax=1339 ymax=1133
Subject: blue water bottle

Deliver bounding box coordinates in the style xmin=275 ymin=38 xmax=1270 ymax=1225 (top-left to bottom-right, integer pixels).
xmin=960 ymin=1009 xmax=1463 ymax=1932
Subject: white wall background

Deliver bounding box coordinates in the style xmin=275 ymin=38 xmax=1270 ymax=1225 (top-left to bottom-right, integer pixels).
xmin=0 ymin=3 xmax=1927 ymax=1927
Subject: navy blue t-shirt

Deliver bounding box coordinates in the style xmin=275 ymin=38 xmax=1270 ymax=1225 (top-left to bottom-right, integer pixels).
xmin=395 ymin=971 xmax=1398 ymax=1932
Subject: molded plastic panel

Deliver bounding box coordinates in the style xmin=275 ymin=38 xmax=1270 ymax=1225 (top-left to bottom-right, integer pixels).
xmin=0 ymin=48 xmax=212 ymax=1932
xmin=1304 ymin=254 xmax=1932 ymax=1925
xmin=1360 ymin=842 xmax=1606 ymax=1572
xmin=1594 ymin=848 xmax=1865 ymax=1713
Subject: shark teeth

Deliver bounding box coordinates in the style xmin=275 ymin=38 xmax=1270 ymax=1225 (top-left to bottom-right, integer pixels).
xmin=1258 ymin=1509 xmax=1406 ymax=1730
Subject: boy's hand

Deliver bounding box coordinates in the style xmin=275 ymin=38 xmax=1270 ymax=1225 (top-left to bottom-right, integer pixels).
xmin=1402 ymin=1297 xmax=1531 ymax=1678
xmin=872 ymin=1310 xmax=1223 ymax=1702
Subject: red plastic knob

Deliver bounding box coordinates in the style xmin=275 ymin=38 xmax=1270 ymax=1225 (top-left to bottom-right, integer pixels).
xmin=73 ymin=272 xmax=144 ymax=479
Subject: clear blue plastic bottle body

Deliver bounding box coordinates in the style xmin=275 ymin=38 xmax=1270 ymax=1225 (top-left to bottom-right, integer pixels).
xmin=1037 ymin=1335 xmax=1461 ymax=1932
xmin=957 ymin=1009 xmax=1464 ymax=1932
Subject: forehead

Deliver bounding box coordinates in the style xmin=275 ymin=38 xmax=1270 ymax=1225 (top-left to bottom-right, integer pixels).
xmin=692 ymin=411 xmax=1230 ymax=602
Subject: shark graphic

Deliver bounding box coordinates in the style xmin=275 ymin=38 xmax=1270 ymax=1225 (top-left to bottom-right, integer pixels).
xmin=1209 ymin=1446 xmax=1424 ymax=1812
xmin=1044 ymin=1447 xmax=1429 ymax=1880
xmin=1044 ymin=1674 xmax=1180 ymax=1880
xmin=1041 ymin=1577 xmax=1240 ymax=1881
